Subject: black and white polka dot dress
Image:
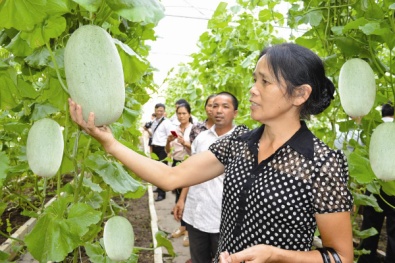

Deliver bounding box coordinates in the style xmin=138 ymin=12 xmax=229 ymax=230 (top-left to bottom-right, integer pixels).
xmin=209 ymin=122 xmax=353 ymax=262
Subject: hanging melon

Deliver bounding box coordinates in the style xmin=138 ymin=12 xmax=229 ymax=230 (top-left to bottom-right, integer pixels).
xmin=26 ymin=118 xmax=64 ymax=178
xmin=338 ymin=58 xmax=376 ymax=118
xmin=369 ymin=122 xmax=395 ymax=181
xmin=103 ymin=216 xmax=134 ymax=261
xmin=64 ymin=25 xmax=125 ymax=126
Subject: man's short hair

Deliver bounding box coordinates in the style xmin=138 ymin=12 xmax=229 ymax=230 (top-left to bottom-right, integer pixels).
xmin=155 ymin=103 xmax=166 ymax=109
xmin=382 ymin=103 xmax=394 ymax=117
xmin=216 ymin=91 xmax=239 ymax=110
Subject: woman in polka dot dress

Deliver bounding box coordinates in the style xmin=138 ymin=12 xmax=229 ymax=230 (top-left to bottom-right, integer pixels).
xmin=69 ymin=43 xmax=354 ymax=263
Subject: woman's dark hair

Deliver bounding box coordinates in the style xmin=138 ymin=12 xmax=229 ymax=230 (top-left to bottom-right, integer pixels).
xmin=204 ymin=94 xmax=216 ymax=107
xmin=259 ymin=43 xmax=335 ymax=119
xmin=176 ymin=103 xmax=193 ymax=124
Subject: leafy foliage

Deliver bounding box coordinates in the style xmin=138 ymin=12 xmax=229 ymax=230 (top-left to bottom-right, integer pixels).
xmin=0 ymin=0 xmax=169 ymax=261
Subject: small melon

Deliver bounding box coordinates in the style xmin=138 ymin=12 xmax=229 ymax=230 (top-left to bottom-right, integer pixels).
xmin=103 ymin=216 xmax=134 ymax=261
xmin=338 ymin=58 xmax=376 ymax=118
xmin=26 ymin=118 xmax=64 ymax=178
xmin=64 ymin=25 xmax=125 ymax=126
xmin=369 ymin=122 xmax=395 ymax=181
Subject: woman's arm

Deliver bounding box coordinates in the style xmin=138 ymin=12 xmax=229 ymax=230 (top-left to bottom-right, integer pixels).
xmin=220 ymin=212 xmax=353 ymax=263
xmin=69 ymin=99 xmax=224 ymax=190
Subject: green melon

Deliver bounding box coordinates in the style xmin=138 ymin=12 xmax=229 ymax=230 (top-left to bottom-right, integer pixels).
xmin=64 ymin=25 xmax=125 ymax=126
xmin=26 ymin=118 xmax=64 ymax=178
xmin=103 ymin=216 xmax=134 ymax=261
xmin=369 ymin=122 xmax=395 ymax=181
xmin=338 ymin=58 xmax=376 ymax=118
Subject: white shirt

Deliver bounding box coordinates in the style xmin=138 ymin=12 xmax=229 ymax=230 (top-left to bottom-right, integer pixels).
xmin=382 ymin=116 xmax=393 ymax=123
xmin=151 ymin=117 xmax=174 ymax=146
xmin=182 ymin=125 xmax=235 ymax=233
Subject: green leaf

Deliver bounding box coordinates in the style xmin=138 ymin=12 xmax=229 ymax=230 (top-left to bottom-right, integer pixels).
xmin=114 ymin=39 xmax=148 ymax=83
xmin=0 ymin=0 xmax=47 ymax=31
xmin=353 ymin=227 xmax=378 ymax=239
xmin=359 ymin=21 xmax=381 ymax=35
xmin=305 ymin=10 xmax=322 ymax=26
xmin=106 ymin=0 xmax=165 ymax=25
xmin=380 ymin=180 xmax=395 ymax=196
xmin=25 ymin=197 xmax=101 ymax=263
xmin=20 ymin=16 xmax=67 ymax=49
xmin=18 ymin=79 xmax=39 ymax=99
xmin=154 ymin=231 xmax=175 ymax=257
xmin=24 ymin=46 xmax=51 ymax=68
xmin=31 ymin=103 xmax=60 ymax=121
xmin=0 ymin=151 xmax=9 ymax=187
xmin=348 ymin=151 xmax=376 ymax=184
xmin=0 ymin=69 xmax=19 ymax=110
xmin=353 ymin=192 xmax=382 ymax=212
xmin=5 ymin=32 xmax=34 ymax=57
xmin=73 ymin=0 xmax=103 ymax=12
xmin=46 ymin=0 xmax=72 ymax=15
xmin=85 ymin=153 xmax=146 ymax=195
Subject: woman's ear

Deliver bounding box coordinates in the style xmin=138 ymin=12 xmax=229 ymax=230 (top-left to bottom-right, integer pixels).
xmin=293 ymin=84 xmax=312 ymax=106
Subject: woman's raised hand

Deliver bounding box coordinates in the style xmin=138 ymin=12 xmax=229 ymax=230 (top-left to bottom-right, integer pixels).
xmin=68 ymin=98 xmax=116 ymax=151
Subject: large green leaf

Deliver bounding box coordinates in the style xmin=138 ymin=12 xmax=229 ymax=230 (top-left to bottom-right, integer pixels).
xmin=25 ymin=196 xmax=101 ymax=263
xmin=20 ymin=16 xmax=67 ymax=49
xmin=106 ymin=0 xmax=165 ymax=25
xmin=0 ymin=0 xmax=47 ymax=31
xmin=5 ymin=32 xmax=34 ymax=57
xmin=0 ymin=69 xmax=19 ymax=110
xmin=85 ymin=153 xmax=146 ymax=195
xmin=348 ymin=151 xmax=376 ymax=184
xmin=114 ymin=39 xmax=148 ymax=84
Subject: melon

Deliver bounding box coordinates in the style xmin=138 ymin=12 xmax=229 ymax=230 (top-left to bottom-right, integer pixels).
xmin=338 ymin=58 xmax=376 ymax=118
xmin=64 ymin=25 xmax=125 ymax=126
xmin=26 ymin=118 xmax=64 ymax=178
xmin=369 ymin=122 xmax=395 ymax=181
xmin=103 ymin=216 xmax=134 ymax=261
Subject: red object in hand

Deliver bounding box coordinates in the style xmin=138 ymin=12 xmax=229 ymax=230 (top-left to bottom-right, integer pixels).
xmin=171 ymin=131 xmax=178 ymax=137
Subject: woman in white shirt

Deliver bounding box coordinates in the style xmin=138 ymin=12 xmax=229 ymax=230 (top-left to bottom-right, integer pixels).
xmin=165 ymin=103 xmax=193 ymax=244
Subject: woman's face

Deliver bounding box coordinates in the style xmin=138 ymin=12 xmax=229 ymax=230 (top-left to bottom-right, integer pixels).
xmin=250 ymin=55 xmax=295 ymax=124
xmin=176 ymin=106 xmax=191 ymax=125
xmin=205 ymin=97 xmax=215 ymax=121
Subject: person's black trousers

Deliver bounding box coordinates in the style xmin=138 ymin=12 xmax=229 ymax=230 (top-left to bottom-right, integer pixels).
xmin=358 ymin=190 xmax=395 ymax=263
xmin=185 ymin=222 xmax=219 ymax=263
xmin=151 ymin=145 xmax=168 ymax=199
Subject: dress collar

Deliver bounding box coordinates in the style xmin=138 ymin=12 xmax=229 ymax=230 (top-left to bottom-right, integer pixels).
xmin=237 ymin=121 xmax=315 ymax=160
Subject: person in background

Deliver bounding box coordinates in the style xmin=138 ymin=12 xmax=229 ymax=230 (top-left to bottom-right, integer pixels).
xmin=189 ymin=94 xmax=216 ymax=143
xmin=68 ymin=43 xmax=354 ymax=263
xmin=166 ymin=103 xmax=193 ymax=245
xmin=148 ymin=103 xmax=174 ymax=202
xmin=143 ymin=112 xmax=156 ymax=154
xmin=357 ymin=102 xmax=395 ymax=263
xmin=173 ymin=92 xmax=238 ymax=263
xmin=170 ymin=99 xmax=199 ymax=125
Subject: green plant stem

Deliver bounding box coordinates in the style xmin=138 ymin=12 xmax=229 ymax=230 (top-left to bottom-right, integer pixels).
xmin=134 ymin=246 xmax=155 ymax=251
xmin=73 ymin=136 xmax=92 ymax=203
xmin=378 ymin=192 xmax=395 ymax=209
xmin=0 ymin=230 xmax=23 ymax=243
xmin=4 ymin=186 xmax=39 ymax=211
xmin=44 ymin=41 xmax=68 ymax=93
xmin=101 ymin=188 xmax=112 ymax=222
xmin=41 ymin=177 xmax=47 ymax=212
